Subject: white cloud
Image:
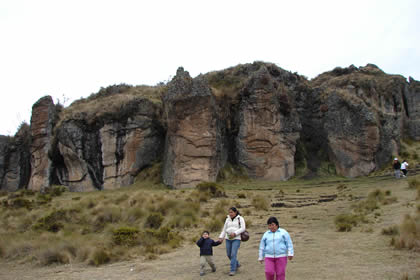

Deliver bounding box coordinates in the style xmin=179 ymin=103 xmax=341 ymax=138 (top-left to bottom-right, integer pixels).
xmin=0 ymin=0 xmax=419 ymax=135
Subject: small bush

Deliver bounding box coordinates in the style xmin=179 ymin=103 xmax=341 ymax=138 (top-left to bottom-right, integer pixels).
xmin=382 ymin=225 xmax=399 ymax=236
xmin=252 ymin=195 xmax=269 ymax=211
xmin=334 ymin=214 xmax=359 ymax=232
xmin=145 ymin=212 xmax=164 ymax=229
xmin=237 ymin=192 xmax=246 ymax=199
xmin=33 ymin=210 xmax=68 ymax=232
xmin=38 ymin=247 xmax=70 ymax=265
xmin=8 ymin=198 xmax=33 ymax=209
xmin=391 ymin=213 xmax=420 ymax=251
xmin=408 ymin=179 xmax=420 ymax=189
xmin=89 ymin=248 xmax=111 ymax=266
xmin=112 ymin=227 xmax=140 ymax=246
xmin=47 ymin=185 xmax=67 ymax=197
xmin=205 ymin=218 xmax=224 ymax=232
xmin=36 ymin=193 xmax=52 ymax=205
xmin=196 ymin=182 xmax=226 ymax=198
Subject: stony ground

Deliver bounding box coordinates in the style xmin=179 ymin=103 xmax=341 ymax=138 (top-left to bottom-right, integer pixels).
xmin=1 ymin=175 xmax=419 ymax=280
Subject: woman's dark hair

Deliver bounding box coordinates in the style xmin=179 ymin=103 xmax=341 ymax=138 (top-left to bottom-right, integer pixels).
xmin=267 ymin=216 xmax=279 ymax=226
xmin=229 ymin=207 xmax=240 ymax=216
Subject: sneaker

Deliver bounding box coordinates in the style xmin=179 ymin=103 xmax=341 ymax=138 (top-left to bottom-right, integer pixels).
xmin=200 ymin=272 xmax=205 ymax=276
xmin=237 ymin=263 xmax=241 ymax=269
xmin=211 ymin=267 xmax=216 ymax=272
xmin=229 ymin=271 xmax=235 ymax=276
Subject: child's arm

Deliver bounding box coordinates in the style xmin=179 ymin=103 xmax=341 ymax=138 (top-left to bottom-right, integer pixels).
xmin=212 ymin=239 xmax=222 ymax=246
xmin=196 ymin=237 xmax=204 ymax=247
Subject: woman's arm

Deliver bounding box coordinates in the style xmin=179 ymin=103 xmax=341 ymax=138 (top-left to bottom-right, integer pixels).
xmin=258 ymin=234 xmax=266 ymax=261
xmin=218 ymin=219 xmax=228 ymax=241
xmin=284 ymin=231 xmax=294 ymax=257
xmin=234 ymin=216 xmax=246 ymax=236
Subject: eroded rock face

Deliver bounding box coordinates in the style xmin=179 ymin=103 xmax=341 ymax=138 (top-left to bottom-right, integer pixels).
xmin=100 ymin=105 xmax=164 ymax=189
xmin=53 ymin=98 xmax=163 ymax=191
xmin=54 ymin=121 xmax=100 ymax=192
xmin=235 ymin=66 xmax=301 ymax=180
xmin=28 ymin=96 xmax=56 ymax=191
xmin=162 ymin=68 xmax=223 ymax=188
xmin=313 ymin=65 xmax=407 ymax=177
xmin=405 ymin=77 xmax=420 ymax=140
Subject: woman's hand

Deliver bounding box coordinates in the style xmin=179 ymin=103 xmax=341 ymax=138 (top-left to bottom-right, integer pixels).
xmin=229 ymin=232 xmax=236 ymax=238
xmin=218 ymin=238 xmax=224 ymax=243
xmin=259 ymin=260 xmax=264 ymax=264
xmin=288 ymin=256 xmax=293 ymax=261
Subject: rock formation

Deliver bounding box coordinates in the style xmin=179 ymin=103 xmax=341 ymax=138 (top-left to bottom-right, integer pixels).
xmin=0 ymin=62 xmax=419 ymax=191
xmin=234 ymin=66 xmax=301 ymax=180
xmin=28 ymin=96 xmax=56 ymax=191
xmin=162 ymin=68 xmax=223 ymax=188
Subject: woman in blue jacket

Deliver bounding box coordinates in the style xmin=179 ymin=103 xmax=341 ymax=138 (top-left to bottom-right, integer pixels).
xmin=258 ymin=217 xmax=294 ymax=280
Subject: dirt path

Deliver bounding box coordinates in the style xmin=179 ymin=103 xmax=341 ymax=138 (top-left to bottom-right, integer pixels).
xmin=1 ymin=177 xmax=419 ymax=280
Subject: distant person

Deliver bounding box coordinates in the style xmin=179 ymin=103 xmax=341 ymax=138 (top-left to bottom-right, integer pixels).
xmin=393 ymin=158 xmax=401 ymax=179
xmin=401 ymin=160 xmax=409 ymax=177
xmin=258 ymin=216 xmax=294 ymax=280
xmin=196 ymin=230 xmax=221 ymax=276
xmin=218 ymin=207 xmax=246 ymax=276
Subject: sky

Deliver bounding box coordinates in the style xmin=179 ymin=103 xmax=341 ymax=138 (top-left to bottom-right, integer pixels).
xmin=0 ymin=0 xmax=419 ymax=136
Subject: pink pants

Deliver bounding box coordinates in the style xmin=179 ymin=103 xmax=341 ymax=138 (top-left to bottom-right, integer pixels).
xmin=264 ymin=257 xmax=288 ymax=280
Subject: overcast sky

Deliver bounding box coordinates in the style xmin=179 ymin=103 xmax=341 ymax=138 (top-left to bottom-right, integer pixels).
xmin=1 ymin=0 xmax=419 ymax=136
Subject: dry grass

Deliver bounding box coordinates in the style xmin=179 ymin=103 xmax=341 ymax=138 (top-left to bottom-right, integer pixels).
xmin=1 ymin=174 xmax=420 ymax=279
xmin=57 ymin=85 xmax=165 ymax=127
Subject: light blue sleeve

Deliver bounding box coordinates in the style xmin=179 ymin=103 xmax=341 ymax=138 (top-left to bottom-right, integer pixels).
xmin=284 ymin=231 xmax=294 ymax=256
xmin=258 ymin=232 xmax=267 ymax=260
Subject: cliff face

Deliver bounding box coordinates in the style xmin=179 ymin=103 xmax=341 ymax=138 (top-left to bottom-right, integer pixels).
xmin=234 ymin=66 xmax=302 ymax=180
xmin=309 ymin=64 xmax=409 ymax=177
xmin=162 ymin=68 xmax=223 ymax=188
xmin=0 ymin=62 xmax=418 ymax=191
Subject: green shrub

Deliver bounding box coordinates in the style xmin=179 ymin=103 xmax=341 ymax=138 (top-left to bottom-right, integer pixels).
xmin=145 ymin=212 xmax=163 ymax=229
xmin=8 ymin=198 xmax=33 ymax=209
xmin=196 ymin=182 xmax=226 ymax=198
xmin=141 ymin=227 xmax=182 ymax=249
xmin=112 ymin=227 xmax=140 ymax=246
xmin=47 ymin=185 xmax=67 ymax=197
xmin=33 ymin=210 xmax=68 ymax=232
xmin=36 ymin=193 xmax=52 ymax=205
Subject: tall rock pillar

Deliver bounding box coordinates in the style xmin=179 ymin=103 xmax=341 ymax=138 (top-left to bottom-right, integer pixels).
xmin=28 ymin=96 xmax=55 ymax=191
xmin=162 ymin=67 xmax=222 ymax=188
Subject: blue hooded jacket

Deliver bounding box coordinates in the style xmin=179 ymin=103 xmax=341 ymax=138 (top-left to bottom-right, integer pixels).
xmin=258 ymin=228 xmax=294 ymax=260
